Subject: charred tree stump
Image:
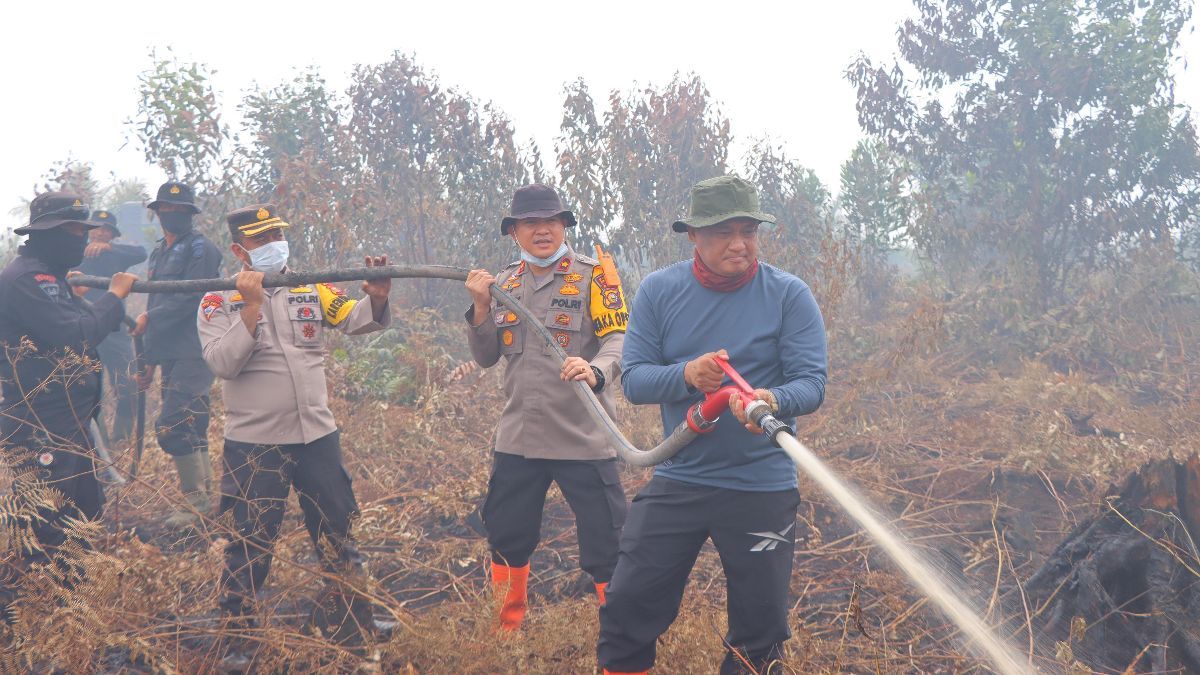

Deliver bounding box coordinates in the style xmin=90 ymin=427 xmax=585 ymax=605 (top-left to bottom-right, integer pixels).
xmin=1014 ymin=455 xmax=1200 ymax=672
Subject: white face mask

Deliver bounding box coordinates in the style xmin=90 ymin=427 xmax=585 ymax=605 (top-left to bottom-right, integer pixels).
xmin=242 ymin=240 xmax=289 ymax=273
xmin=519 ymin=242 xmax=569 ymax=268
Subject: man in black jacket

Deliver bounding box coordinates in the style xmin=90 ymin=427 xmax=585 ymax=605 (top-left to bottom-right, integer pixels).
xmin=0 ymin=192 xmax=136 ymax=599
xmin=129 ymin=181 xmax=223 ymax=530
xmin=72 ymin=209 xmax=146 ymax=446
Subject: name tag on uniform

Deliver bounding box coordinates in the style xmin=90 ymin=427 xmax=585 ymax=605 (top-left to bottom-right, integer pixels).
xmin=287 ymin=292 xmax=320 ymax=305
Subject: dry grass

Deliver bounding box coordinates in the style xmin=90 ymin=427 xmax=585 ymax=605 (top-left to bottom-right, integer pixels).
xmin=2 ymin=253 xmax=1200 ymax=672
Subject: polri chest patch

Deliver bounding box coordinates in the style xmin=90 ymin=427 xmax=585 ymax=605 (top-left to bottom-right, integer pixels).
xmin=292 ymin=305 xmax=320 ymax=322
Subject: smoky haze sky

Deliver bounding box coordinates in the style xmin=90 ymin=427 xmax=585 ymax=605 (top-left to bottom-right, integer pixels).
xmin=3 ymin=0 xmax=1199 ymax=232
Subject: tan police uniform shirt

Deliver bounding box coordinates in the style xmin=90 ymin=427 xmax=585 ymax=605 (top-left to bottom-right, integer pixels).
xmin=197 ymin=279 xmax=390 ymax=445
xmin=466 ymin=248 xmax=628 ymax=460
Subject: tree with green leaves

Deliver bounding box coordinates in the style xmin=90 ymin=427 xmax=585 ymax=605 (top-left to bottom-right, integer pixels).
xmin=131 ymin=49 xmax=229 ymax=196
xmin=849 ymin=0 xmax=1200 ymax=304
xmin=240 ymin=68 xmax=343 ymax=199
xmin=556 ymin=74 xmax=731 ymax=284
xmin=744 ymin=139 xmax=833 ymax=259
xmin=839 ymin=138 xmax=911 ymax=255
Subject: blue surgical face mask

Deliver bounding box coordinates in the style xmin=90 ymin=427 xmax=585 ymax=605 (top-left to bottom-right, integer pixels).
xmin=242 ymin=240 xmax=289 ymax=273
xmin=519 ymin=242 xmax=569 ymax=268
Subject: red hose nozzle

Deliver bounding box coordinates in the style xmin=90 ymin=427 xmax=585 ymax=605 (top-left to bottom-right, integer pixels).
xmin=684 ymin=358 xmax=758 ymax=434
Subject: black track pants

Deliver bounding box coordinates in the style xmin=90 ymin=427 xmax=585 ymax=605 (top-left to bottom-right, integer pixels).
xmin=482 ymin=451 xmax=628 ymax=583
xmin=96 ymin=330 xmax=137 ymax=443
xmin=597 ymin=476 xmax=800 ymax=674
xmin=218 ymin=430 xmax=362 ymax=615
xmin=155 ymin=358 xmax=213 ymax=458
xmin=2 ymin=428 xmax=103 ymax=569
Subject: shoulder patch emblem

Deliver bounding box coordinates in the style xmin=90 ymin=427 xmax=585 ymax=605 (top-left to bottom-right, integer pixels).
xmin=201 ymin=293 xmax=224 ymax=321
xmin=591 ymin=265 xmax=629 ymax=338
xmin=556 ymin=257 xmax=572 ymax=273
xmin=316 ymin=282 xmax=355 ymax=325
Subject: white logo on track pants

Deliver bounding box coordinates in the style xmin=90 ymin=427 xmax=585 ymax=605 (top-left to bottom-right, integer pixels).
xmin=747 ymin=522 xmax=796 ymax=552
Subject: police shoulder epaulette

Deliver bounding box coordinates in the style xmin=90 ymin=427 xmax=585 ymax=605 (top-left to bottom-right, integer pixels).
xmin=574 ymin=252 xmax=599 ymax=266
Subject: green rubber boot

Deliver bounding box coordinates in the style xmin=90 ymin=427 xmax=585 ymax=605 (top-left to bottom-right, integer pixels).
xmin=164 ymin=452 xmax=211 ymax=530
xmin=200 ymin=449 xmax=216 ymax=499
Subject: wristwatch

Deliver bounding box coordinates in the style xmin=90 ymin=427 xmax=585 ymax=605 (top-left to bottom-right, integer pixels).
xmin=590 ymin=366 xmax=605 ymax=393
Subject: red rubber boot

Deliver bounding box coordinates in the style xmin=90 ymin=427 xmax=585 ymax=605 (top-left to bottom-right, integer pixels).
xmin=491 ymin=562 xmax=529 ymax=631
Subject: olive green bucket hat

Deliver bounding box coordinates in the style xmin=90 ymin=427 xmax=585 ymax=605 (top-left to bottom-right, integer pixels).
xmin=671 ymin=175 xmax=777 ymax=233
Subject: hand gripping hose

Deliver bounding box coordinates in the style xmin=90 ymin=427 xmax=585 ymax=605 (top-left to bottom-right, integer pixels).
xmin=70 ymin=265 xmax=744 ymax=468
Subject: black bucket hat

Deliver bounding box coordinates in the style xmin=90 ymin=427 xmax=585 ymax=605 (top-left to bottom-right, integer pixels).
xmin=147 ymin=180 xmax=201 ymax=213
xmin=15 ymin=191 xmax=96 ymax=235
xmin=500 ymin=184 xmax=577 ymax=235
xmin=89 ymin=209 xmax=120 ymax=236
xmin=671 ymin=176 xmax=776 ymax=233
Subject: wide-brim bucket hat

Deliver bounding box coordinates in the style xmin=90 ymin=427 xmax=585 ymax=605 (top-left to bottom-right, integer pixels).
xmin=14 ymin=191 xmax=97 ymax=235
xmin=500 ymin=183 xmax=577 ymax=235
xmin=671 ymin=175 xmax=776 ymax=233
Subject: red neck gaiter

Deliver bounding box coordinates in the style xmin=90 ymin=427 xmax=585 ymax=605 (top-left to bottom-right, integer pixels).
xmin=692 ymin=250 xmax=759 ymax=292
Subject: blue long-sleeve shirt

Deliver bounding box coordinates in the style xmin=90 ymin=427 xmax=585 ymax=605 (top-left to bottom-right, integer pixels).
xmin=622 ymin=260 xmax=827 ymax=491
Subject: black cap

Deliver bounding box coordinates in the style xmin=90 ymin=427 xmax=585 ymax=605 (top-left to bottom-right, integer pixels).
xmin=226 ymin=203 xmax=290 ymax=237
xmin=147 ymin=180 xmax=200 ymax=213
xmin=89 ymin=209 xmax=120 ymax=236
xmin=15 ymin=191 xmax=96 ymax=235
xmin=500 ymin=184 xmax=577 ymax=235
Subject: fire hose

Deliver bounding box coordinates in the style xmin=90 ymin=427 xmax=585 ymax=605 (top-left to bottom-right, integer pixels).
xmin=70 ymin=265 xmax=714 ymax=469
xmin=71 ymin=265 xmax=1028 ymax=674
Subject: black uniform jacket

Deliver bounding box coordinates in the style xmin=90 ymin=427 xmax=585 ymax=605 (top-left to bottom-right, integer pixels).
xmin=144 ymin=230 xmax=222 ymax=363
xmin=0 ymin=250 xmax=125 ymax=441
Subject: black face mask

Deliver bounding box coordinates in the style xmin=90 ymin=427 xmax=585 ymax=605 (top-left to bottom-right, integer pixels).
xmin=159 ymin=211 xmax=194 ymax=235
xmin=25 ymin=227 xmax=88 ymax=271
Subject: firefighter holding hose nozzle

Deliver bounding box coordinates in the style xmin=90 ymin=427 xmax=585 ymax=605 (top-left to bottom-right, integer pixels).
xmin=464 ymin=183 xmax=630 ymax=632
xmin=597 ymin=176 xmax=828 ymax=675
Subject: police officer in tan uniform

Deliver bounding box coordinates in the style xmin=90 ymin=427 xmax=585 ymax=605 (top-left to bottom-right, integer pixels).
xmin=196 ymin=205 xmax=393 ymax=667
xmin=465 ymin=184 xmax=630 ymax=631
